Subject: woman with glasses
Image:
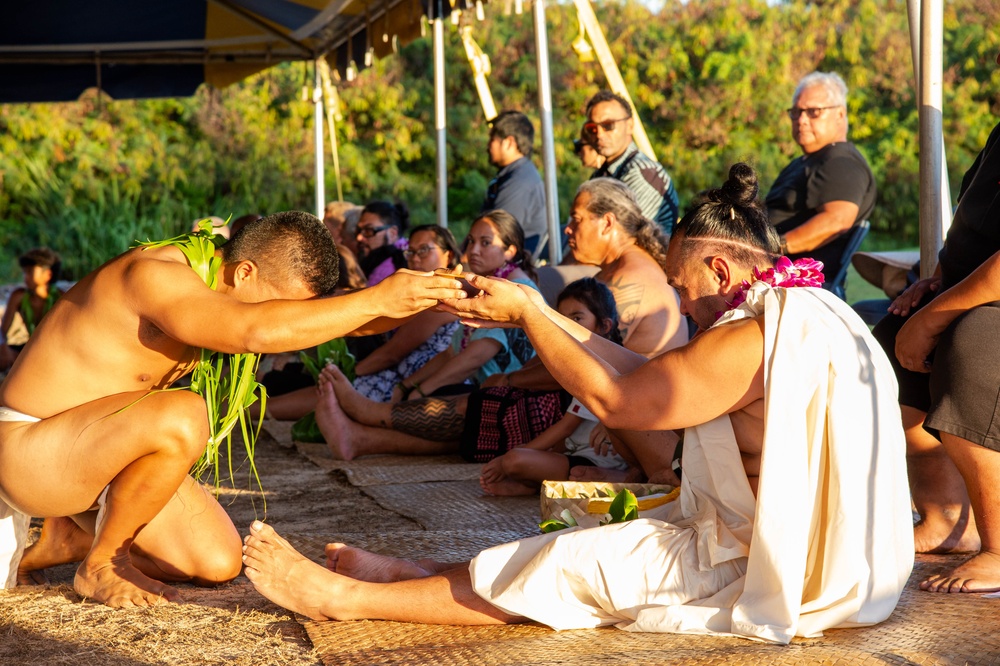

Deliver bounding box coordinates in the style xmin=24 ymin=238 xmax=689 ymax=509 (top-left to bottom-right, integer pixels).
xmin=351 ymin=225 xmax=463 ymax=401
xmin=356 ymin=201 xmax=410 ymax=286
xmin=261 ymin=225 xmax=463 ymax=416
xmin=390 ymin=210 xmax=538 ymax=397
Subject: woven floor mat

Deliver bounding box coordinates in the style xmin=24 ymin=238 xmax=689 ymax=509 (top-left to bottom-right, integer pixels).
xmin=342 ymin=463 xmax=482 ymax=486
xmin=301 ymin=555 xmax=1000 ymax=665
xmin=284 ymin=529 xmax=534 ymax=565
xmin=292 ymin=441 xmax=482 ymax=486
xmin=359 ymin=480 xmax=540 ymax=534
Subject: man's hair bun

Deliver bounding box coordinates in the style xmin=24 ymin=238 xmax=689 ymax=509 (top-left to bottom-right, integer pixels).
xmin=718 ymin=163 xmax=759 ymax=208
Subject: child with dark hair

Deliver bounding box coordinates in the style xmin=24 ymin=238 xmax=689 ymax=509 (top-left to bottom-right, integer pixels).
xmin=478 ymin=278 xmax=626 ymax=496
xmin=1 ymin=248 xmax=63 ymax=371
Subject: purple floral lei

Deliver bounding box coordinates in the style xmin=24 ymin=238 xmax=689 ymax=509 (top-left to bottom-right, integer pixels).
xmin=724 ymin=256 xmax=825 ymax=313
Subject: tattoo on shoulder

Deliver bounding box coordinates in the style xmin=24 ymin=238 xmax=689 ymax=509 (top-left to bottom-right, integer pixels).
xmin=604 ymin=276 xmax=646 ymax=340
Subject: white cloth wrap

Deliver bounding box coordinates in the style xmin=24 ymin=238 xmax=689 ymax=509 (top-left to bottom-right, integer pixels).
xmin=469 ymin=283 xmax=914 ymax=643
xmin=0 ymin=406 xmax=40 ymax=589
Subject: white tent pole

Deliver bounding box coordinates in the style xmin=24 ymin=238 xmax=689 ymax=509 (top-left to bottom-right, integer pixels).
xmin=908 ymin=0 xmax=951 ymax=277
xmin=313 ymin=60 xmax=326 ymax=221
xmin=918 ymin=0 xmax=946 ymax=278
xmin=532 ymin=0 xmax=561 ymax=264
xmin=433 ymin=16 xmax=448 ymax=227
xmin=317 ymin=58 xmax=344 ymax=202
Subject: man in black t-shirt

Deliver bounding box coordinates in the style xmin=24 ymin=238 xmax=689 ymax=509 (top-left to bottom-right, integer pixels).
xmin=766 ymin=72 xmax=876 ymax=293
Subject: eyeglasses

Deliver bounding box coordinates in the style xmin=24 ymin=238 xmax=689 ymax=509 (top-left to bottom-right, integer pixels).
xmin=357 ymin=224 xmax=390 ymax=238
xmin=583 ymin=117 xmax=630 ymax=134
xmin=786 ymin=106 xmax=839 ymax=120
xmin=403 ymin=244 xmax=441 ymax=259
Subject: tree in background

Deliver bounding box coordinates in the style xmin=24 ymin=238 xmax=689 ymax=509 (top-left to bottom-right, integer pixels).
xmin=0 ymin=0 xmax=997 ymax=280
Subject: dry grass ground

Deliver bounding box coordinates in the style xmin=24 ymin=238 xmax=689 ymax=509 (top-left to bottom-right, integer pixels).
xmin=0 ymin=430 xmax=419 ymax=666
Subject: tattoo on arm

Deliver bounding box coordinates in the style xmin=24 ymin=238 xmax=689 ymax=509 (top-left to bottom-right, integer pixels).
xmin=604 ymin=276 xmax=646 ymax=343
xmin=390 ymin=397 xmax=466 ymax=441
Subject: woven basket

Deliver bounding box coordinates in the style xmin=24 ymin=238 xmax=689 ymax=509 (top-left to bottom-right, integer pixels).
xmin=539 ymin=480 xmax=676 ymax=529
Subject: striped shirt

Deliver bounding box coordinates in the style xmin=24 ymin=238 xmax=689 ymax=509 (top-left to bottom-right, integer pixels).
xmin=593 ymin=142 xmax=679 ymax=234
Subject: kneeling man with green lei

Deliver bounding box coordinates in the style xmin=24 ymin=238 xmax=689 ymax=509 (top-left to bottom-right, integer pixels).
xmin=0 ymin=211 xmax=467 ymax=607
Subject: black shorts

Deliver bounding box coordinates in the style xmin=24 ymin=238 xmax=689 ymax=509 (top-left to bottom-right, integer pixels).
xmin=925 ymin=302 xmax=1000 ymax=452
xmin=874 ymin=298 xmax=1000 ymax=451
xmin=872 ymin=293 xmax=935 ymax=413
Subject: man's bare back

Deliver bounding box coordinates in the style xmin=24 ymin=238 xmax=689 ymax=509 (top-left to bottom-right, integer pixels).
xmin=0 ymin=246 xmax=214 ymax=416
xmin=597 ymin=244 xmax=686 ymax=357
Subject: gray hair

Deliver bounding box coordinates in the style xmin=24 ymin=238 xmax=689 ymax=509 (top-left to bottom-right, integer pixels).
xmin=576 ymin=178 xmax=670 ymax=273
xmin=793 ymin=71 xmax=848 ymax=108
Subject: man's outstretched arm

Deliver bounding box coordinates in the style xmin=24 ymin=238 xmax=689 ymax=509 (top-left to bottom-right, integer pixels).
xmin=445 ymin=275 xmax=764 ymax=431
xmin=132 ymin=256 xmax=467 ymax=354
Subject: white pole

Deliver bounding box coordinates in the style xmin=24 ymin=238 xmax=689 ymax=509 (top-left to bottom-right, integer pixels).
xmin=433 ymin=16 xmax=448 ymax=227
xmin=532 ymin=0 xmax=561 ymax=263
xmin=313 ymin=60 xmax=326 ymax=221
xmin=918 ymin=0 xmax=946 ymax=278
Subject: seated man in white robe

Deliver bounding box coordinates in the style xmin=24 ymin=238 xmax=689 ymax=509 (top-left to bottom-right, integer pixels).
xmin=241 ymin=164 xmax=914 ymax=644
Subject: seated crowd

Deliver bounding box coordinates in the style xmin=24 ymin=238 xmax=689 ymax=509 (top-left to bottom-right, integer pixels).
xmin=3 ymin=59 xmax=999 ymax=653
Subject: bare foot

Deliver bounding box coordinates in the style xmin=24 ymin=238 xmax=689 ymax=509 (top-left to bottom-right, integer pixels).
xmin=74 ymin=555 xmax=180 ymax=608
xmin=481 ymin=475 xmax=539 ymax=496
xmin=325 ymin=543 xmax=434 ymax=582
xmin=913 ymin=509 xmax=981 ymax=554
xmin=647 ymin=468 xmax=681 ymax=487
xmin=569 ymin=466 xmax=629 ymax=482
xmin=243 ymin=521 xmax=355 ymax=620
xmin=320 ymin=365 xmax=382 ymax=426
xmin=18 ymin=517 xmax=93 ymax=585
xmin=920 ymin=550 xmax=1000 ymax=593
xmin=314 ymin=376 xmax=358 ymax=460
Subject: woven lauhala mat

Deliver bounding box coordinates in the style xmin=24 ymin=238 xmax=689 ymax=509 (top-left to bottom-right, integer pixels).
xmin=293 ymin=441 xmax=482 ymax=486
xmin=359 ymin=480 xmax=541 ymax=535
xmin=343 ymin=462 xmax=482 ymax=486
xmin=302 ymin=555 xmax=1000 ymax=666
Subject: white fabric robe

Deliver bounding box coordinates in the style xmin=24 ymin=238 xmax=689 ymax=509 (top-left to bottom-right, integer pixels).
xmin=469 ymin=283 xmax=914 ymax=643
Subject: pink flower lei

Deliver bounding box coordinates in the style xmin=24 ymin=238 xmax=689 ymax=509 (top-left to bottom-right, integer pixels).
xmin=724 ymin=256 xmax=825 ymax=313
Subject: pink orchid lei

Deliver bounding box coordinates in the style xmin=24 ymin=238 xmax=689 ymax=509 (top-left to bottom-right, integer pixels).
xmin=723 ymin=256 xmax=825 ymax=315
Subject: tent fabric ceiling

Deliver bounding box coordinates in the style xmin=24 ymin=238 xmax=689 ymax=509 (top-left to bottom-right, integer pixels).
xmin=0 ymin=0 xmax=457 ymax=103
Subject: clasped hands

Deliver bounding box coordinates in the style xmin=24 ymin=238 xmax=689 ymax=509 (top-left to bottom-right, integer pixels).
xmin=383 ymin=266 xmax=543 ymax=329
xmin=433 ymin=269 xmax=543 ymax=329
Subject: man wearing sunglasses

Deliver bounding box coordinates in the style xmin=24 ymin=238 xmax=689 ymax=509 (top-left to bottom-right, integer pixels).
xmin=766 ymin=71 xmax=876 ymax=292
xmin=585 ymin=90 xmax=680 ymax=234
xmin=483 ymin=111 xmax=547 ymax=256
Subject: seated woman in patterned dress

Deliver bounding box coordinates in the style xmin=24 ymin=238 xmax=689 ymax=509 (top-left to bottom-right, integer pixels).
xmin=262 ymin=225 xmax=462 ymax=418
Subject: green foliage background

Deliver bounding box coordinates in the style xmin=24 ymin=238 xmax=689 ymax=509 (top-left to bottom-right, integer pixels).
xmin=1 ymin=0 xmax=998 ymax=280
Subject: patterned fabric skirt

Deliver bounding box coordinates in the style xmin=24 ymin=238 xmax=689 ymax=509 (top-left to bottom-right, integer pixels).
xmin=353 ymin=321 xmax=460 ymax=402
xmin=459 ymin=387 xmax=569 ymax=463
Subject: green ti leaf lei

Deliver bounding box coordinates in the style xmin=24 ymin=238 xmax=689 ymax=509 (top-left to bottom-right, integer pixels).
xmin=136 ymin=220 xmax=267 ymax=500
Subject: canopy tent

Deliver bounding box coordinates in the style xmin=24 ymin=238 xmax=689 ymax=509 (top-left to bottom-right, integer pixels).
xmin=0 ymin=0 xmax=441 ymax=102
xmin=0 ymin=0 xmax=568 ymax=256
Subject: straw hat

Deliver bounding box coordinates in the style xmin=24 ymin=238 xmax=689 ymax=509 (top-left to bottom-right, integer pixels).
xmin=851 ymin=250 xmax=919 ymax=298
